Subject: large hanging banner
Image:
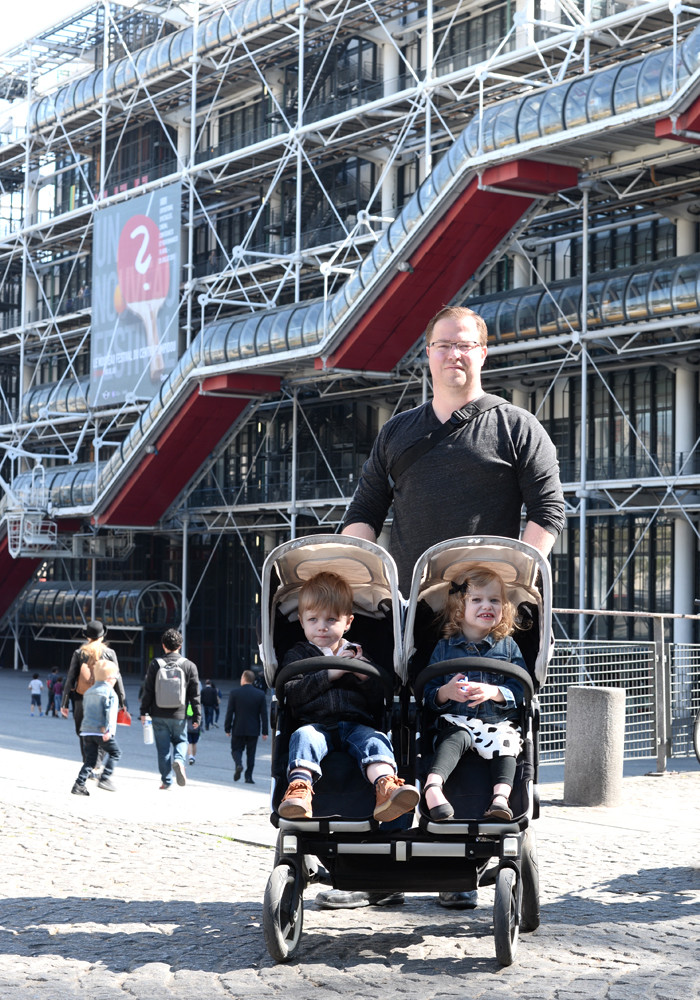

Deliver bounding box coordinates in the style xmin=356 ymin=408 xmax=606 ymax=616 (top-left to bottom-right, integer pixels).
xmin=90 ymin=182 xmax=181 ymax=405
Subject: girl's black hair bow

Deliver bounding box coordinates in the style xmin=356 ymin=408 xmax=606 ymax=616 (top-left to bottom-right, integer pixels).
xmin=448 ymin=580 xmax=468 ymax=595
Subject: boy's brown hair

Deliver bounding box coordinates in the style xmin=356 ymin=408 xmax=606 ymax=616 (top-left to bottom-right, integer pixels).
xmin=298 ymin=571 xmax=354 ymax=618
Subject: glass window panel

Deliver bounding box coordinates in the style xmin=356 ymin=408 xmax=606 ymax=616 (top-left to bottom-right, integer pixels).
xmin=557 ymin=286 xmax=581 ymax=332
xmin=517 ymin=93 xmax=543 ymax=142
xmin=539 ymin=84 xmax=568 ymax=135
xmin=671 ymin=261 xmax=700 ymax=312
xmin=492 ymin=102 xmax=519 ymax=149
xmin=495 ymin=298 xmax=517 ymax=340
xmin=647 ymin=265 xmax=673 ymax=315
xmin=600 ymin=276 xmax=626 ymax=324
xmin=624 ymin=271 xmax=650 ymax=320
xmin=537 ymin=290 xmax=560 ymax=335
xmin=585 ymin=279 xmax=604 ymax=327
xmin=613 ymin=62 xmax=640 ymax=113
xmin=637 ymin=51 xmax=666 ymax=106
xmin=515 ymin=292 xmax=540 ymax=337
xmin=563 ymin=78 xmax=590 ymax=129
xmin=587 ymin=66 xmax=618 ymax=121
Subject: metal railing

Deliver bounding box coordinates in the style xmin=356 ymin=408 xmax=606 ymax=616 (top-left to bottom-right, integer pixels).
xmin=541 ymin=609 xmax=700 ymax=770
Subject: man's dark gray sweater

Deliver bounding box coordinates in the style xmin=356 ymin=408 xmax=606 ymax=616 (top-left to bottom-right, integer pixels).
xmin=343 ymin=398 xmax=565 ymax=594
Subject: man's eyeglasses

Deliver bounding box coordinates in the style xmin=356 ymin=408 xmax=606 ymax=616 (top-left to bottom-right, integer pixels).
xmin=427 ymin=340 xmax=483 ymax=356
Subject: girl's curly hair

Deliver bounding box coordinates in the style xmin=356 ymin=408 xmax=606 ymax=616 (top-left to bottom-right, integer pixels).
xmin=441 ymin=566 xmax=516 ymax=641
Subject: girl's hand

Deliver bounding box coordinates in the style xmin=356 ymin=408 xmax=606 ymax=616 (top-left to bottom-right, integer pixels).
xmin=463 ymin=682 xmax=503 ymax=706
xmin=439 ymin=674 xmax=471 ymax=704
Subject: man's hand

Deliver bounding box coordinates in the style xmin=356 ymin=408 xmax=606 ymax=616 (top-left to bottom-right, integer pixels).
xmin=60 ymin=707 xmax=69 ymax=719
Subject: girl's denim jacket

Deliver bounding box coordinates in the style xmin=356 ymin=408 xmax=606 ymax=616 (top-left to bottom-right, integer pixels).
xmin=423 ymin=633 xmax=526 ymax=724
xmin=80 ymin=681 xmax=119 ymax=736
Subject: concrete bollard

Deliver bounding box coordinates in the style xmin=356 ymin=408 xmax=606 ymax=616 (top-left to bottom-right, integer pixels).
xmin=563 ymin=685 xmax=626 ymax=807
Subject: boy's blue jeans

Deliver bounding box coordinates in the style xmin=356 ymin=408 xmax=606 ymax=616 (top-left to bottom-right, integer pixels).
xmin=287 ymin=721 xmax=395 ymax=780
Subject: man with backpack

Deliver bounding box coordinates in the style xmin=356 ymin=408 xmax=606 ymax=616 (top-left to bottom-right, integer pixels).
xmin=140 ymin=628 xmax=201 ymax=789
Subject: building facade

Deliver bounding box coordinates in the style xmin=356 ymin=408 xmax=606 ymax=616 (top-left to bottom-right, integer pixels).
xmin=0 ymin=0 xmax=699 ymax=676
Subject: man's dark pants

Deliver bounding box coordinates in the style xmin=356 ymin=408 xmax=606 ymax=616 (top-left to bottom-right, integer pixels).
xmin=231 ymin=735 xmax=258 ymax=780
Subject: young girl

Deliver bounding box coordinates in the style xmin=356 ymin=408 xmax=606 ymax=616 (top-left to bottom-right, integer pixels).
xmin=422 ymin=566 xmax=526 ymax=822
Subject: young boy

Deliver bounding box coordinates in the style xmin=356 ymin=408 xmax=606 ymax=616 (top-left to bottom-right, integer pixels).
xmin=28 ymin=674 xmax=44 ymax=716
xmin=71 ymin=659 xmax=122 ymax=795
xmin=277 ymin=570 xmax=419 ymax=822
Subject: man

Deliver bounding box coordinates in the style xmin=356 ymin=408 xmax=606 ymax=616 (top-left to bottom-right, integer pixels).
xmin=140 ymin=628 xmax=201 ymax=789
xmin=317 ymin=304 xmax=565 ymax=911
xmin=224 ymin=669 xmax=268 ymax=784
xmin=200 ymin=680 xmax=220 ymax=730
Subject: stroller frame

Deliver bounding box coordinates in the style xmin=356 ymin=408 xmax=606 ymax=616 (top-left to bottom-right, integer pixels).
xmin=261 ymin=534 xmax=551 ymax=967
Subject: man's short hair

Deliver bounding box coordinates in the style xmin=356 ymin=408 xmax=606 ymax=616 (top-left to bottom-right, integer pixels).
xmin=298 ymin=571 xmax=354 ymax=618
xmin=161 ymin=628 xmax=183 ymax=651
xmin=425 ymin=305 xmax=488 ymax=347
xmin=241 ymin=669 xmax=256 ymax=684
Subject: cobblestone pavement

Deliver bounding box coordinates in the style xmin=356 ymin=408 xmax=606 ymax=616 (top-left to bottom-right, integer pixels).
xmin=1 ymin=669 xmax=699 ymax=999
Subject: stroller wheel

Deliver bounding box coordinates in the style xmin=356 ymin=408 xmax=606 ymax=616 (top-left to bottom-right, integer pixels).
xmin=520 ymin=828 xmax=540 ymax=932
xmin=493 ymin=868 xmax=519 ymax=967
xmin=263 ymin=863 xmax=304 ymax=962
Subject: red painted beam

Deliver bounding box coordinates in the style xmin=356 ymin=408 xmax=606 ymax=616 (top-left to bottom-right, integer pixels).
xmin=97 ymin=373 xmax=280 ymax=526
xmin=655 ymin=95 xmax=700 ymax=144
xmin=317 ymin=160 xmax=578 ymax=372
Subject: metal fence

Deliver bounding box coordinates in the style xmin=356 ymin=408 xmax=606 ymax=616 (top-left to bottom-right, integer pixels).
xmin=539 ymin=631 xmax=700 ymax=769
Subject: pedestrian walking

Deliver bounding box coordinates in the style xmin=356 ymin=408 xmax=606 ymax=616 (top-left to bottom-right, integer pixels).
xmin=60 ymin=621 xmax=125 ymax=763
xmin=71 ymin=659 xmax=122 ymax=796
xmin=139 ymin=628 xmax=201 ymax=789
xmin=45 ymin=667 xmax=59 ymax=715
xmin=200 ymin=680 xmax=220 ymax=730
xmin=224 ymin=669 xmax=269 ymax=783
xmin=28 ymin=674 xmax=43 ymax=716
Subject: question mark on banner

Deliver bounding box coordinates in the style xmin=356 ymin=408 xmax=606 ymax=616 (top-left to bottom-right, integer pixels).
xmin=130 ymin=225 xmax=153 ymax=288
xmin=116 ymin=215 xmax=171 ymax=382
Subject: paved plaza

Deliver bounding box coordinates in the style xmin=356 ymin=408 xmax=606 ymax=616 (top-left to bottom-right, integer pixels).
xmin=0 ymin=667 xmax=698 ymax=999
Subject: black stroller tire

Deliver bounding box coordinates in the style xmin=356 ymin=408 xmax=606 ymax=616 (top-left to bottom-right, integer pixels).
xmin=493 ymin=868 xmax=519 ymax=967
xmin=694 ymin=707 xmax=700 ymax=764
xmin=263 ymin=864 xmax=304 ymax=962
xmin=520 ymin=828 xmax=540 ymax=932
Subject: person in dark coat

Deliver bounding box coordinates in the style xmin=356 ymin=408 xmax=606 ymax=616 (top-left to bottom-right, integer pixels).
xmin=200 ymin=680 xmax=220 ymax=730
xmin=224 ymin=670 xmax=268 ymax=783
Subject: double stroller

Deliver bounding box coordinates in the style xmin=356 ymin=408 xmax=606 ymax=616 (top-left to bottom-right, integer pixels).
xmin=260 ymin=533 xmax=552 ymax=966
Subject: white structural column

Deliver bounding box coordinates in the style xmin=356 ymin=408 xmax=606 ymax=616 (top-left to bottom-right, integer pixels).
xmin=381 ymin=39 xmax=399 ymax=218
xmin=673 ymin=364 xmax=697 ymax=646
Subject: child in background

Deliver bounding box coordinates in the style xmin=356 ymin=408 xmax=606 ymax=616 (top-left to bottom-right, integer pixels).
xmin=278 ymin=571 xmax=419 ymax=822
xmin=28 ymin=674 xmax=43 ymax=716
xmin=71 ymin=659 xmax=122 ymax=796
xmin=422 ymin=566 xmax=526 ymax=822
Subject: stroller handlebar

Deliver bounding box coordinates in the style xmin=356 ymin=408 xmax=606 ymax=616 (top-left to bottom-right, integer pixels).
xmin=412 ymin=656 xmax=535 ymax=704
